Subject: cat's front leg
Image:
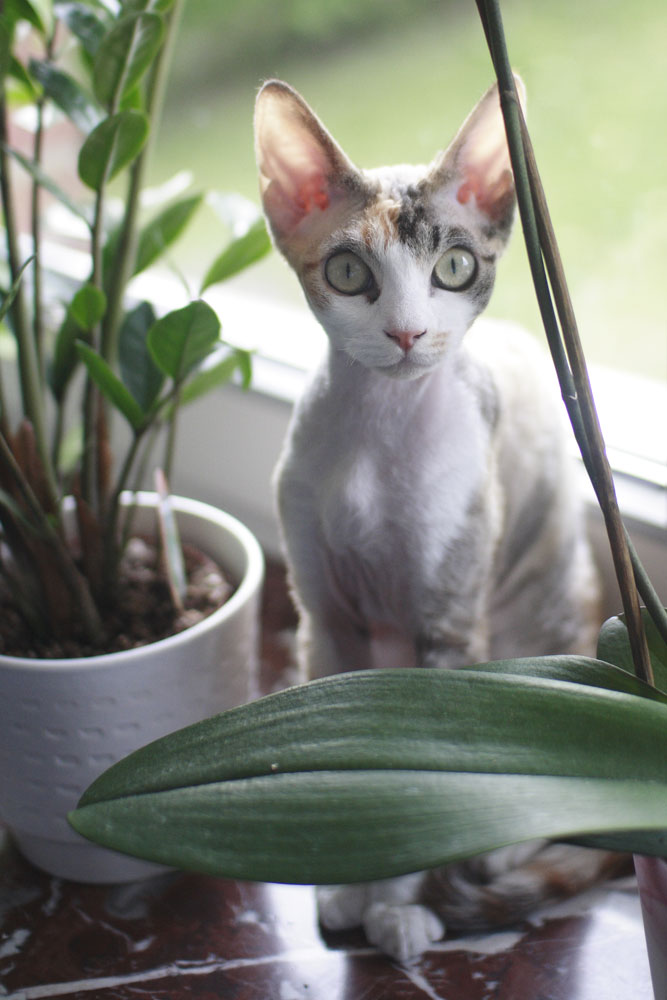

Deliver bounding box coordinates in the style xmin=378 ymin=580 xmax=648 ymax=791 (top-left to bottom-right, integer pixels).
xmin=298 ymin=606 xmax=375 ymax=679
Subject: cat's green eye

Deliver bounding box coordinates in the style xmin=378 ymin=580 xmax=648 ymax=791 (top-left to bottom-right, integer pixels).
xmin=325 ymin=251 xmax=373 ymax=295
xmin=432 ymin=247 xmax=477 ymax=291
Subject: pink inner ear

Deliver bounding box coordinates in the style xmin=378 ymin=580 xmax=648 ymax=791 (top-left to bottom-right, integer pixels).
xmin=297 ymin=176 xmax=330 ymax=215
xmin=456 ymin=162 xmax=514 ymax=223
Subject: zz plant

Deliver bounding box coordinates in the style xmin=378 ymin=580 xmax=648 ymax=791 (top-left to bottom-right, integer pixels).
xmin=0 ymin=0 xmax=270 ymax=653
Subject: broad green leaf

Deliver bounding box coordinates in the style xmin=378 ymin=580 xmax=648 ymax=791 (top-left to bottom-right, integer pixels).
xmin=4 ymin=0 xmax=48 ymax=33
xmin=76 ymin=341 xmax=144 ymax=429
xmin=55 ymin=2 xmax=108 ymax=57
xmin=466 ymin=653 xmax=667 ymax=702
xmin=147 ymin=300 xmax=220 ymax=382
xmin=598 ymin=611 xmax=667 ymax=694
xmin=0 ymin=255 xmax=34 ymax=324
xmin=70 ymin=771 xmax=667 ymax=885
xmin=117 ymin=300 xmax=164 ymax=411
xmin=133 ymin=194 xmax=203 ymax=275
xmin=78 ymin=109 xmax=148 ymax=190
xmin=178 ymin=348 xmax=247 ymax=407
xmin=200 ymin=217 xmax=271 ymax=292
xmin=69 ymin=666 xmax=667 ymax=882
xmin=6 ymin=54 xmax=39 ymax=103
xmin=69 ymin=283 xmax=107 ymax=330
xmin=78 ymin=666 xmax=667 ymax=805
xmin=93 ymin=10 xmax=163 ymax=110
xmin=3 ymin=144 xmax=90 ymax=223
xmin=28 ymin=60 xmax=102 ymax=132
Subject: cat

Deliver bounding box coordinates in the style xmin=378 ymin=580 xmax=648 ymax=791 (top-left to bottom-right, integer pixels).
xmin=254 ymin=78 xmax=621 ymax=962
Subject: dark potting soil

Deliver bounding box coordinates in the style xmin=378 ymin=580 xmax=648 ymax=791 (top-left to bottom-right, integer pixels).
xmin=0 ymin=537 xmax=234 ymax=660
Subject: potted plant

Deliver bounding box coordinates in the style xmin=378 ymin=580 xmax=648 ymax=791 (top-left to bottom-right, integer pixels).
xmin=67 ymin=1 xmax=667 ymax=993
xmin=0 ymin=0 xmax=269 ymax=881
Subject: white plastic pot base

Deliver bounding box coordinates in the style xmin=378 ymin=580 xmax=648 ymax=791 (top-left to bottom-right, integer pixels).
xmin=14 ymin=828 xmax=170 ymax=884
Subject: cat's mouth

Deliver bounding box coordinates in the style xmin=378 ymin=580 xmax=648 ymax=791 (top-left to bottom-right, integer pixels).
xmin=377 ymin=354 xmax=438 ymax=380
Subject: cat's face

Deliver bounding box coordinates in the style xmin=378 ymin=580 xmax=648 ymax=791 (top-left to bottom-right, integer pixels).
xmin=255 ymin=79 xmax=523 ymax=379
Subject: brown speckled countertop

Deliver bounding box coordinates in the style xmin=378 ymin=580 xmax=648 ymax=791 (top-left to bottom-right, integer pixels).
xmin=0 ymin=562 xmax=654 ymax=1000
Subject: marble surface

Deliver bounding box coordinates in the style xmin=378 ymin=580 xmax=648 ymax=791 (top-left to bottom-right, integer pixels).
xmin=0 ymin=562 xmax=655 ymax=1000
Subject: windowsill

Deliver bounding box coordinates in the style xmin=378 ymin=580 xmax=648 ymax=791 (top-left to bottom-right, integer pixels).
xmin=9 ymin=244 xmax=666 ymax=554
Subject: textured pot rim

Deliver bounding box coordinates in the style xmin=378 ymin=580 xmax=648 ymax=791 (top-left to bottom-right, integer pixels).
xmin=0 ymin=491 xmax=264 ymax=671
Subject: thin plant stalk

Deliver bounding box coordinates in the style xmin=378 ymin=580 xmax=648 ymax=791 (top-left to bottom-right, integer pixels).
xmin=0 ymin=429 xmax=104 ymax=643
xmin=0 ymin=98 xmax=57 ymax=505
xmin=101 ymin=0 xmax=184 ymax=363
xmin=476 ymin=0 xmax=653 ymax=685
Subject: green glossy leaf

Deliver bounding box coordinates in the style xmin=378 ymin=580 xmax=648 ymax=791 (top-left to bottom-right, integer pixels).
xmin=598 ymin=611 xmax=667 ymax=694
xmin=134 ymin=194 xmax=203 ymax=275
xmin=4 ymin=143 xmax=90 ymax=222
xmin=93 ymin=10 xmax=163 ymax=110
xmin=200 ymin=217 xmax=271 ymax=292
xmin=147 ymin=300 xmax=220 ymax=381
xmin=69 ymin=665 xmax=667 ymax=882
xmin=69 ymin=771 xmax=667 ymax=884
xmin=28 ymin=60 xmax=102 ymax=132
xmin=69 ymin=283 xmax=107 ymax=331
xmin=55 ymin=2 xmax=108 ymax=57
xmin=76 ymin=341 xmax=144 ymax=429
xmin=78 ymin=109 xmax=148 ymax=189
xmin=466 ymin=653 xmax=667 ymax=701
xmin=4 ymin=0 xmax=49 ymax=33
xmin=178 ymin=347 xmax=248 ymax=407
xmin=6 ymin=54 xmax=38 ymax=102
xmin=117 ymin=300 xmax=164 ymax=411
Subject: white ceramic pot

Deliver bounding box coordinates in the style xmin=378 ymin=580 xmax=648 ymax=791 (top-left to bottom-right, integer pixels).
xmin=635 ymin=855 xmax=667 ymax=999
xmin=0 ymin=493 xmax=264 ymax=883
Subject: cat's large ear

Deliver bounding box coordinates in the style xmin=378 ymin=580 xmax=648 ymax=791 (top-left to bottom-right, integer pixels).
xmin=427 ymin=76 xmax=526 ymax=232
xmin=254 ymin=80 xmax=366 ymax=253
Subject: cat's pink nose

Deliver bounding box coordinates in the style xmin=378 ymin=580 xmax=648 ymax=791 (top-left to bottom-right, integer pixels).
xmin=384 ymin=329 xmax=426 ymax=353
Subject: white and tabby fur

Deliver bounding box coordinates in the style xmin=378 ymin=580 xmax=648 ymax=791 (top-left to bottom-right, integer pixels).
xmin=255 ymin=78 xmax=621 ymax=961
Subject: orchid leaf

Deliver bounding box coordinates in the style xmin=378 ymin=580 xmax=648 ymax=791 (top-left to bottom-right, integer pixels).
xmin=70 ymin=666 xmax=667 ymax=882
xmin=598 ymin=611 xmax=667 ymax=694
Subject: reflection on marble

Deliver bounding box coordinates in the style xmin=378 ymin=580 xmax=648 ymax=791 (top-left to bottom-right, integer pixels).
xmin=0 ymin=563 xmax=655 ymax=1000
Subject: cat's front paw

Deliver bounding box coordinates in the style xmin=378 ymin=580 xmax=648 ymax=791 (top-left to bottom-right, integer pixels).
xmin=363 ymin=902 xmax=445 ymax=962
xmin=316 ymin=884 xmax=369 ymax=931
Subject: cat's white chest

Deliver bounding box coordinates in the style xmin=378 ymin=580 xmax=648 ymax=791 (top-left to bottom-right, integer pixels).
xmin=298 ymin=363 xmax=490 ymax=626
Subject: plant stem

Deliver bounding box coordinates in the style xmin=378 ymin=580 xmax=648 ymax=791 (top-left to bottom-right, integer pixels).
xmin=0 ymin=97 xmax=58 ymax=505
xmin=101 ymin=0 xmax=185 ymax=363
xmin=476 ymin=0 xmax=654 ymax=685
xmin=0 ymin=429 xmax=105 ymax=643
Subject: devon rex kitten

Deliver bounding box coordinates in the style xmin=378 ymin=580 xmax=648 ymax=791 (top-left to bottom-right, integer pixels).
xmin=255 ymin=78 xmax=619 ymax=961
